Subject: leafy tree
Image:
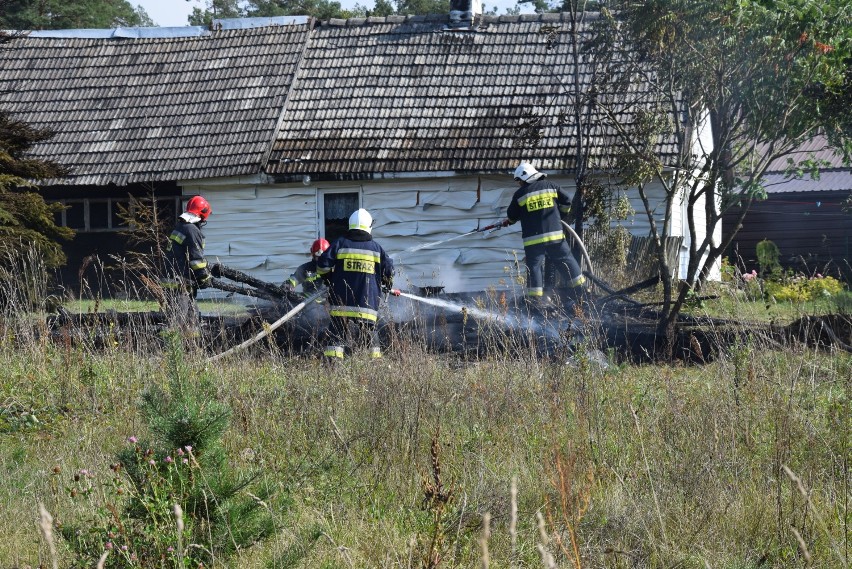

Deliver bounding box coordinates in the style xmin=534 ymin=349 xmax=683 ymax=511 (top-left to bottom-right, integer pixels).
xmin=392 ymin=0 xmax=449 ymax=16
xmin=584 ymin=0 xmax=851 ymax=343
xmin=188 ymin=0 xmax=353 ymax=23
xmin=0 ymin=0 xmax=153 ymax=30
xmin=187 ymin=0 xmax=243 ymax=24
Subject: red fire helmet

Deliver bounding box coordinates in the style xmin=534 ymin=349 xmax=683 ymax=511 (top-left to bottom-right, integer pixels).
xmin=185 ymin=195 xmax=211 ymax=221
xmin=310 ymin=238 xmax=330 ymax=256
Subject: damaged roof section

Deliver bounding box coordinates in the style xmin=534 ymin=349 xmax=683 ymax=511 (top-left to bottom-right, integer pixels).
xmin=0 ymin=18 xmax=311 ymax=186
xmin=267 ymin=12 xmax=680 ymax=177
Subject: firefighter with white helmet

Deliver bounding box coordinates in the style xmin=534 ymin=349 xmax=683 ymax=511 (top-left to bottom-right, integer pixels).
xmin=284 ymin=237 xmax=330 ymax=295
xmin=501 ymin=162 xmax=585 ymax=307
xmin=161 ymin=195 xmax=213 ymax=337
xmin=316 ymin=208 xmax=395 ymax=359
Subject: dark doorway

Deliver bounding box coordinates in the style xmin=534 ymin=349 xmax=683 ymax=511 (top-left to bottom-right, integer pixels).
xmin=320 ymin=190 xmax=360 ymax=243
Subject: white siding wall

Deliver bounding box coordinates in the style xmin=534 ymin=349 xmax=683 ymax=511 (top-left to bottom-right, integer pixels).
xmin=182 ymin=168 xmax=719 ymax=295
xmin=364 ymin=176 xmax=524 ymax=293
xmin=677 ymin=110 xmax=721 ymax=280
xmin=181 ymin=178 xmax=318 ymax=285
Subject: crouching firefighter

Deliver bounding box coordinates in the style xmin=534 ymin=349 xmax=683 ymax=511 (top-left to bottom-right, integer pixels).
xmin=283 ymin=238 xmax=330 ymax=295
xmin=502 ymin=162 xmax=586 ymax=309
xmin=317 ymin=208 xmax=394 ymax=360
xmin=160 ymin=195 xmax=213 ymax=338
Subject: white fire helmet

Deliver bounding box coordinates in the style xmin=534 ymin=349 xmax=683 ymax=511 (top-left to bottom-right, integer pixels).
xmin=349 ymin=208 xmax=373 ymax=234
xmin=513 ymin=162 xmax=543 ymax=182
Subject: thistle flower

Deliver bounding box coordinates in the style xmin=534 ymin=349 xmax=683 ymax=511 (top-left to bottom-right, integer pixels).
xmin=127 ymin=436 xmax=138 ymax=444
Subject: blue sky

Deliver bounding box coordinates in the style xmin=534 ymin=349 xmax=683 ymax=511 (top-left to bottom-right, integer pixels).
xmin=134 ymin=0 xmax=528 ymax=27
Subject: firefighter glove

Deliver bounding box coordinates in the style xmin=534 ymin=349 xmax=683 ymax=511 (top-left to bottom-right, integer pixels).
xmin=500 ymin=218 xmax=512 ymax=227
xmin=210 ymin=263 xmax=222 ymax=278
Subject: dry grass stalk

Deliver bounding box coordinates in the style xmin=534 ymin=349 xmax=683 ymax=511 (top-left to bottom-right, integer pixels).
xmin=782 ymin=465 xmax=847 ymax=568
xmin=174 ymin=503 xmax=185 ymax=563
xmin=408 ymin=535 xmax=417 ymax=569
xmin=544 ymin=444 xmax=594 ymax=569
xmin=421 ymin=427 xmax=454 ymax=568
xmin=790 ymin=526 xmax=813 ymax=566
xmin=509 ymin=476 xmax=518 ymax=561
xmin=535 ymin=511 xmax=556 ymax=568
xmin=479 ymin=512 xmax=491 ymax=569
xmin=38 ymin=503 xmax=58 ymax=569
xmin=629 ymin=403 xmax=668 ymax=548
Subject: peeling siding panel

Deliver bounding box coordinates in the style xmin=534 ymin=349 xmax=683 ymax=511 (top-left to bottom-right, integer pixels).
xmin=182 ymin=184 xmax=318 ymax=281
xmin=365 ymin=177 xmax=523 ymax=292
xmin=187 ymin=173 xmax=713 ymax=294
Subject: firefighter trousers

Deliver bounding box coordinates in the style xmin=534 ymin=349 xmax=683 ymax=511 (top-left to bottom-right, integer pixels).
xmin=322 ymin=316 xmax=381 ymax=359
xmin=524 ymin=240 xmax=584 ymax=297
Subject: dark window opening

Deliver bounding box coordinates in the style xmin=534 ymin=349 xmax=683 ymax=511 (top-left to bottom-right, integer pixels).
xmin=323 ymin=192 xmax=360 ymax=243
xmin=66 ymin=202 xmax=85 ymax=230
xmin=89 ymin=201 xmax=109 ymax=229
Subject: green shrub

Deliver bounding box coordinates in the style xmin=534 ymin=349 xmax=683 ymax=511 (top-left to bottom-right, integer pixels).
xmin=804 ymin=274 xmax=844 ymax=298
xmin=764 ymin=273 xmax=846 ymax=303
xmin=60 ymin=334 xmax=276 ymax=568
xmin=755 ymin=239 xmax=781 ymax=276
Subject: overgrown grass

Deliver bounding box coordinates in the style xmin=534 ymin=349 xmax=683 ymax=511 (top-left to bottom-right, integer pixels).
xmin=1 ymin=329 xmax=849 ymax=568
xmin=1 ymin=252 xmax=849 ymax=568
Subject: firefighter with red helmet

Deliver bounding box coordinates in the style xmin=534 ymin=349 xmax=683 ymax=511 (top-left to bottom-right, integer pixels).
xmin=161 ymin=195 xmax=212 ymax=336
xmin=501 ymin=162 xmax=585 ymax=308
xmin=316 ymin=209 xmax=394 ymax=359
xmin=283 ymin=238 xmax=330 ymax=295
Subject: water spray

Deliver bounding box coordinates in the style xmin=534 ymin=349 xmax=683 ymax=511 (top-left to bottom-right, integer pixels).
xmin=394 ymin=291 xmax=570 ymax=341
xmin=401 ymin=220 xmax=508 ymax=254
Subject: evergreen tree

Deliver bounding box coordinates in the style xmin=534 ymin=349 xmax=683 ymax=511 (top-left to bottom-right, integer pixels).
xmin=0 ymin=0 xmax=153 ymax=30
xmin=60 ymin=336 xmax=277 ymax=568
xmin=0 ymin=104 xmax=73 ymax=275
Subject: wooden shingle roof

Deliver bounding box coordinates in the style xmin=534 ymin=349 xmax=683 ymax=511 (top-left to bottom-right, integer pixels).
xmin=0 ymin=20 xmax=311 ymax=185
xmin=0 ymin=13 xmax=679 ymax=186
xmin=267 ymin=12 xmax=680 ymax=177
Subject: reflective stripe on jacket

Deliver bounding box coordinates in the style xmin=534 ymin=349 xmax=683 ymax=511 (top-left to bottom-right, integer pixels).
xmin=287 ymin=259 xmax=322 ymax=291
xmin=164 ymin=219 xmax=209 ymax=287
xmin=506 ymin=178 xmax=573 ymax=248
xmin=317 ymin=230 xmax=393 ymax=321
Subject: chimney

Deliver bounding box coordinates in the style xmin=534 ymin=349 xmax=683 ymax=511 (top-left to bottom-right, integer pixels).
xmin=449 ymin=0 xmax=482 ymax=27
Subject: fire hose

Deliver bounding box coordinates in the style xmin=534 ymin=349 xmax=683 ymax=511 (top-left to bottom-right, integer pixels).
xmin=208 ymin=286 xmax=327 ymax=362
xmin=560 ymin=220 xmax=594 ymax=278
xmin=479 ymin=219 xmax=595 ymax=279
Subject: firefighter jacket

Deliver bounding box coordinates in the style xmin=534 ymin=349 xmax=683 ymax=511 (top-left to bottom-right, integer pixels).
xmin=287 ymin=259 xmax=322 ymax=292
xmin=163 ymin=219 xmax=210 ymax=291
xmin=316 ymin=229 xmax=394 ymax=323
xmin=506 ymin=177 xmax=573 ymax=248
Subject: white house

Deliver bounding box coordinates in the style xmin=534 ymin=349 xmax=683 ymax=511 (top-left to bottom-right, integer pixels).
xmin=0 ymin=12 xmax=717 ymax=296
